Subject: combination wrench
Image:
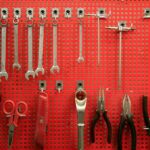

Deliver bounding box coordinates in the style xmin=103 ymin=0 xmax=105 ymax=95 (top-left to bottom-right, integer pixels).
xmin=35 ymin=23 xmax=45 ymax=76
xmin=0 ymin=22 xmax=8 ymax=80
xmin=25 ymin=23 xmax=35 ymax=80
xmin=35 ymin=8 xmax=46 ymax=76
xmin=13 ymin=17 xmax=21 ymax=70
xmin=50 ymin=21 xmax=60 ymax=73
xmin=75 ymin=88 xmax=87 ymax=150
xmin=106 ymin=21 xmax=135 ymax=89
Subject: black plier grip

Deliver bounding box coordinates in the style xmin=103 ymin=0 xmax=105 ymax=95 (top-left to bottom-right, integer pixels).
xmin=91 ymin=110 xmax=112 ymax=144
xmin=142 ymin=96 xmax=150 ymax=135
xmin=118 ymin=115 xmax=136 ymax=150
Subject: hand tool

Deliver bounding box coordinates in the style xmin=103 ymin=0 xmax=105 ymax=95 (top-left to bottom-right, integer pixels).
xmin=3 ymin=100 xmax=28 ymax=149
xmin=91 ymin=89 xmax=112 ymax=144
xmin=0 ymin=8 xmax=8 ymax=80
xmin=13 ymin=8 xmax=21 ymax=70
xmin=77 ymin=8 xmax=84 ymax=63
xmin=86 ymin=8 xmax=111 ymax=64
xmin=75 ymin=87 xmax=87 ymax=150
xmin=35 ymin=8 xmax=46 ymax=76
xmin=142 ymin=96 xmax=150 ymax=135
xmin=106 ymin=21 xmax=135 ymax=89
xmin=35 ymin=81 xmax=48 ymax=149
xmin=50 ymin=8 xmax=60 ymax=73
xmin=118 ymin=94 xmax=136 ymax=150
xmin=143 ymin=8 xmax=150 ymax=18
xmin=25 ymin=8 xmax=35 ymax=80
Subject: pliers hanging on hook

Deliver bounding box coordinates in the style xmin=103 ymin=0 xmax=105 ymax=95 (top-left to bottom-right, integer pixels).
xmin=118 ymin=94 xmax=136 ymax=150
xmin=142 ymin=96 xmax=150 ymax=135
xmin=90 ymin=89 xmax=112 ymax=144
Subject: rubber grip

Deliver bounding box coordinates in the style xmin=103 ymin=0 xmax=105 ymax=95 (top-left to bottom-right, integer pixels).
xmin=117 ymin=116 xmax=126 ymax=150
xmin=34 ymin=92 xmax=48 ymax=149
xmin=127 ymin=115 xmax=136 ymax=150
xmin=103 ymin=111 xmax=112 ymax=144
xmin=142 ymin=96 xmax=150 ymax=135
xmin=90 ymin=111 xmax=100 ymax=143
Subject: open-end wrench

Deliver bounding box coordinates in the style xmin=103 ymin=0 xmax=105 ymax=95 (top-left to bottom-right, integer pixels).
xmin=50 ymin=22 xmax=60 ymax=73
xmin=106 ymin=21 xmax=135 ymax=89
xmin=75 ymin=88 xmax=87 ymax=150
xmin=0 ymin=23 xmax=8 ymax=80
xmin=13 ymin=20 xmax=21 ymax=70
xmin=35 ymin=23 xmax=45 ymax=76
xmin=25 ymin=24 xmax=35 ymax=80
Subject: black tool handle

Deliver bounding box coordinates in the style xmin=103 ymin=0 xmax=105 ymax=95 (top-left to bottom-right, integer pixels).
xmin=103 ymin=111 xmax=112 ymax=144
xmin=127 ymin=115 xmax=136 ymax=150
xmin=90 ymin=111 xmax=100 ymax=143
xmin=117 ymin=116 xmax=126 ymax=150
xmin=142 ymin=95 xmax=150 ymax=135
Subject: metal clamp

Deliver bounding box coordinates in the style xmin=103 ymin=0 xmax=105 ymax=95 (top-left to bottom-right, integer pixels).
xmin=39 ymin=8 xmax=46 ymax=19
xmin=39 ymin=80 xmax=46 ymax=91
xmin=64 ymin=8 xmax=72 ymax=18
xmin=1 ymin=8 xmax=8 ymax=20
xmin=14 ymin=8 xmax=21 ymax=20
xmin=77 ymin=8 xmax=85 ymax=18
xmin=56 ymin=80 xmax=63 ymax=93
xmin=52 ymin=8 xmax=59 ymax=19
xmin=26 ymin=8 xmax=34 ymax=20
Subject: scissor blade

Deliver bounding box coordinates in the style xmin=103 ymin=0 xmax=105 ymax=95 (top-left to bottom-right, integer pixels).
xmin=8 ymin=125 xmax=15 ymax=149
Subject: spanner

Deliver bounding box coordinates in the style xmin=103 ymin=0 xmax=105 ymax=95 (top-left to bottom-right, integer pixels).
xmin=50 ymin=23 xmax=60 ymax=73
xmin=13 ymin=20 xmax=21 ymax=70
xmin=77 ymin=20 xmax=84 ymax=63
xmin=25 ymin=24 xmax=35 ymax=80
xmin=75 ymin=88 xmax=87 ymax=150
xmin=0 ymin=23 xmax=8 ymax=80
xmin=35 ymin=23 xmax=45 ymax=76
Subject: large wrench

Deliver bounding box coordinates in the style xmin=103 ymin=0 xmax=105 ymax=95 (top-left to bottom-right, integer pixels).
xmin=25 ymin=24 xmax=35 ymax=80
xmin=77 ymin=20 xmax=84 ymax=63
xmin=13 ymin=20 xmax=21 ymax=70
xmin=50 ymin=23 xmax=60 ymax=73
xmin=0 ymin=23 xmax=8 ymax=80
xmin=35 ymin=23 xmax=44 ymax=76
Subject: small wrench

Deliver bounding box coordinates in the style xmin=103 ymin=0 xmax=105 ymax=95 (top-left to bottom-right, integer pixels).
xmin=13 ymin=20 xmax=21 ymax=70
xmin=50 ymin=22 xmax=60 ymax=73
xmin=25 ymin=24 xmax=35 ymax=80
xmin=77 ymin=20 xmax=84 ymax=63
xmin=0 ymin=23 xmax=8 ymax=80
xmin=35 ymin=23 xmax=44 ymax=76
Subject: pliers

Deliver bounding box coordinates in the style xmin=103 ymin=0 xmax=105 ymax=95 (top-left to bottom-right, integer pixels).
xmin=91 ymin=89 xmax=112 ymax=144
xmin=142 ymin=96 xmax=150 ymax=135
xmin=118 ymin=94 xmax=136 ymax=150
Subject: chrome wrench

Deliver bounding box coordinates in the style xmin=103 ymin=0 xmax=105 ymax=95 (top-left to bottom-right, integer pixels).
xmin=25 ymin=24 xmax=35 ymax=80
xmin=13 ymin=20 xmax=21 ymax=70
xmin=75 ymin=88 xmax=87 ymax=150
xmin=77 ymin=20 xmax=84 ymax=63
xmin=50 ymin=23 xmax=60 ymax=73
xmin=0 ymin=23 xmax=8 ymax=80
xmin=35 ymin=23 xmax=44 ymax=76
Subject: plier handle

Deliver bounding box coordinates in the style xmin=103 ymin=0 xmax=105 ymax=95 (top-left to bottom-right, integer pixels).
xmin=91 ymin=89 xmax=112 ymax=144
xmin=118 ymin=94 xmax=136 ymax=150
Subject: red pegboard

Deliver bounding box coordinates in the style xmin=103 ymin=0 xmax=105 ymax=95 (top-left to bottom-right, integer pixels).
xmin=0 ymin=0 xmax=150 ymax=150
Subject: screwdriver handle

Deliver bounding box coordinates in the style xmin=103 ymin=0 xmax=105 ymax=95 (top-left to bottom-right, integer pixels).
xmin=34 ymin=91 xmax=48 ymax=149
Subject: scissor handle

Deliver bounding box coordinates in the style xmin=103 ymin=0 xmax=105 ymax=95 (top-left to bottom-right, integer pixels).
xmin=3 ymin=100 xmax=15 ymax=116
xmin=15 ymin=101 xmax=28 ymax=116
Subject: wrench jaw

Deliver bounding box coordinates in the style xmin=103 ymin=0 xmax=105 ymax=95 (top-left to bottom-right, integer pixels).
xmin=25 ymin=71 xmax=35 ymax=80
xmin=13 ymin=63 xmax=21 ymax=70
xmin=77 ymin=56 xmax=84 ymax=63
xmin=0 ymin=71 xmax=8 ymax=80
xmin=50 ymin=65 xmax=60 ymax=74
xmin=35 ymin=68 xmax=44 ymax=76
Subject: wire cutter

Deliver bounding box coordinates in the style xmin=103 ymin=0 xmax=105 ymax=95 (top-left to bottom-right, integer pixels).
xmin=91 ymin=89 xmax=112 ymax=144
xmin=118 ymin=94 xmax=136 ymax=150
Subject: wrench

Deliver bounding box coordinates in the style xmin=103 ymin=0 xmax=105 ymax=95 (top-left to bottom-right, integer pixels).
xmin=50 ymin=23 xmax=60 ymax=73
xmin=13 ymin=21 xmax=21 ymax=70
xmin=25 ymin=24 xmax=35 ymax=80
xmin=77 ymin=21 xmax=84 ymax=63
xmin=35 ymin=24 xmax=44 ymax=76
xmin=0 ymin=24 xmax=8 ymax=80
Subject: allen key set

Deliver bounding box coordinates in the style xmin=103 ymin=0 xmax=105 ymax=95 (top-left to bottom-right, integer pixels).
xmin=0 ymin=1 xmax=150 ymax=150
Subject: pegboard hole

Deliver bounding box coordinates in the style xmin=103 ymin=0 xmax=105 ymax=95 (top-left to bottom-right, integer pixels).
xmin=15 ymin=10 xmax=19 ymax=15
xmin=28 ymin=10 xmax=32 ymax=15
xmin=66 ymin=10 xmax=70 ymax=15
xmin=53 ymin=10 xmax=58 ymax=15
xmin=79 ymin=10 xmax=83 ymax=15
xmin=100 ymin=10 xmax=104 ymax=14
xmin=40 ymin=82 xmax=45 ymax=88
xmin=41 ymin=10 xmax=45 ymax=15
xmin=57 ymin=83 xmax=62 ymax=87
xmin=2 ymin=10 xmax=7 ymax=15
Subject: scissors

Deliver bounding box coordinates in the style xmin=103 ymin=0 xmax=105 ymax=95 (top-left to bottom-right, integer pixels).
xmin=3 ymin=100 xmax=28 ymax=149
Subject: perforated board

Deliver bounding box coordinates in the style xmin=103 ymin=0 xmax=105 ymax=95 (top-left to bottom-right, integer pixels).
xmin=0 ymin=0 xmax=150 ymax=150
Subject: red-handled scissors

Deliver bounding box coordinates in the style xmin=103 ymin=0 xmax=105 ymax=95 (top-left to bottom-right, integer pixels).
xmin=3 ymin=100 xmax=28 ymax=149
